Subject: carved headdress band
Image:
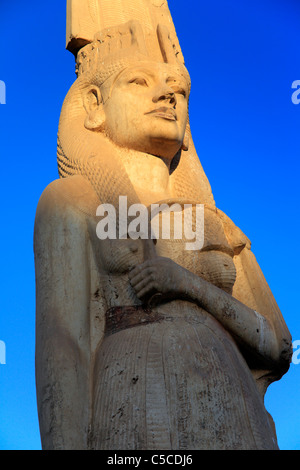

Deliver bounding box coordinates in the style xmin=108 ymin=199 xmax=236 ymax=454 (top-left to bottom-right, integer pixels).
xmin=75 ymin=20 xmax=191 ymax=91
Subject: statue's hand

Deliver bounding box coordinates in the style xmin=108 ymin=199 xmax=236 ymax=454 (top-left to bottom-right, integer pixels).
xmin=128 ymin=256 xmax=187 ymax=301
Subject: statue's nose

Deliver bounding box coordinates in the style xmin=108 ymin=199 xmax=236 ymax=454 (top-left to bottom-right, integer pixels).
xmin=152 ymin=86 xmax=177 ymax=106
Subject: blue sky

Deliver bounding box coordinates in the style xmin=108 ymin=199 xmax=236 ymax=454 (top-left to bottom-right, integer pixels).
xmin=0 ymin=0 xmax=299 ymax=450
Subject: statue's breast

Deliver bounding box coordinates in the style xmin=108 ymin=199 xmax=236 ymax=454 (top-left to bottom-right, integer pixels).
xmin=91 ymin=203 xmax=236 ymax=295
xmin=155 ymin=205 xmax=236 ymax=294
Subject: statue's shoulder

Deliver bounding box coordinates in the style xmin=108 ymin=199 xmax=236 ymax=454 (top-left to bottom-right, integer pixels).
xmin=36 ymin=175 xmax=100 ymax=219
xmin=216 ymin=208 xmax=251 ymax=255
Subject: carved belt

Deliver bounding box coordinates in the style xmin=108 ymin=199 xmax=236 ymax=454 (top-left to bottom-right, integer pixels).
xmin=105 ymin=305 xmax=164 ymax=337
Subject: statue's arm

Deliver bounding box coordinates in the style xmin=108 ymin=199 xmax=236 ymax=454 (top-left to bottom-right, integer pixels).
xmin=34 ymin=180 xmax=92 ymax=450
xmin=221 ymin=209 xmax=292 ymax=379
xmin=231 ymin=242 xmax=292 ymax=385
xmin=129 ymin=252 xmax=292 ymax=375
xmin=179 ymin=264 xmax=291 ymax=373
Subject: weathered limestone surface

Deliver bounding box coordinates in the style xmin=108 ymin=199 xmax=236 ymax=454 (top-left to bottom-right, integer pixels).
xmin=34 ymin=0 xmax=292 ymax=450
xmin=66 ymin=0 xmax=183 ymax=60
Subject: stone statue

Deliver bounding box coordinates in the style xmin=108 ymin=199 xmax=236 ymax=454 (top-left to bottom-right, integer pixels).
xmin=34 ymin=0 xmax=292 ymax=450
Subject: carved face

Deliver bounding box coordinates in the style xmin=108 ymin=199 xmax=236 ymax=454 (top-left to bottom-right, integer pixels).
xmin=85 ymin=61 xmax=190 ymax=160
xmin=105 ymin=62 xmax=189 ymax=158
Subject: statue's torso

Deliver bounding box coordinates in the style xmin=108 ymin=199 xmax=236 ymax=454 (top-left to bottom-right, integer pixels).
xmin=89 ymin=200 xmax=278 ymax=450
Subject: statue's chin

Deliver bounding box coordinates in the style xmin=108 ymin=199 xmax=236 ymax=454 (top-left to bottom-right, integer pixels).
xmin=93 ymin=124 xmax=182 ymax=161
xmin=141 ymin=138 xmax=182 ymax=161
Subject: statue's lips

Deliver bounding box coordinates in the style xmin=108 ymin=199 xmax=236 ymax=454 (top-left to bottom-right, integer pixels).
xmin=144 ymin=107 xmax=177 ymax=121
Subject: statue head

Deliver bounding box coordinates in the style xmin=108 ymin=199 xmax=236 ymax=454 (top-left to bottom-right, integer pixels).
xmin=73 ymin=21 xmax=191 ymax=159
xmin=83 ymin=59 xmax=190 ymax=159
xmin=57 ymin=20 xmax=215 ymax=208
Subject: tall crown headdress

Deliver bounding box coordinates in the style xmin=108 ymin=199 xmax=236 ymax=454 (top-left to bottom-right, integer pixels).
xmin=67 ymin=0 xmax=190 ymax=87
xmin=67 ymin=0 xmax=184 ymax=60
xmin=59 ymin=0 xmax=215 ymax=207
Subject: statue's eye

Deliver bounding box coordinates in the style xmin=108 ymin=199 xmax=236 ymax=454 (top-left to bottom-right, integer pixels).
xmin=167 ymin=79 xmax=187 ymax=98
xmin=178 ymin=88 xmax=187 ymax=97
xmin=172 ymin=86 xmax=187 ymax=97
xmin=129 ymin=77 xmax=148 ymax=87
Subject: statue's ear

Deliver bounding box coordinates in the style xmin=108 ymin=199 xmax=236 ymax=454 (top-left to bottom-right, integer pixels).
xmin=83 ymin=85 xmax=105 ymax=131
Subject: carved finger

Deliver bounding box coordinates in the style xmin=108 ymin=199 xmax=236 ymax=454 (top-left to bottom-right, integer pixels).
xmin=133 ymin=276 xmax=152 ymax=293
xmin=128 ymin=260 xmax=150 ymax=279
xmin=129 ymin=267 xmax=153 ymax=286
xmin=136 ymin=281 xmax=156 ymax=299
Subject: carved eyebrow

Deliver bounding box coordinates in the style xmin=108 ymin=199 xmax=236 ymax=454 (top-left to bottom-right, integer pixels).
xmin=117 ymin=68 xmax=155 ymax=82
xmin=166 ymin=77 xmax=188 ymax=96
xmin=108 ymin=67 xmax=189 ymax=98
xmin=167 ymin=77 xmax=188 ymax=88
xmin=105 ymin=67 xmax=154 ymax=101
